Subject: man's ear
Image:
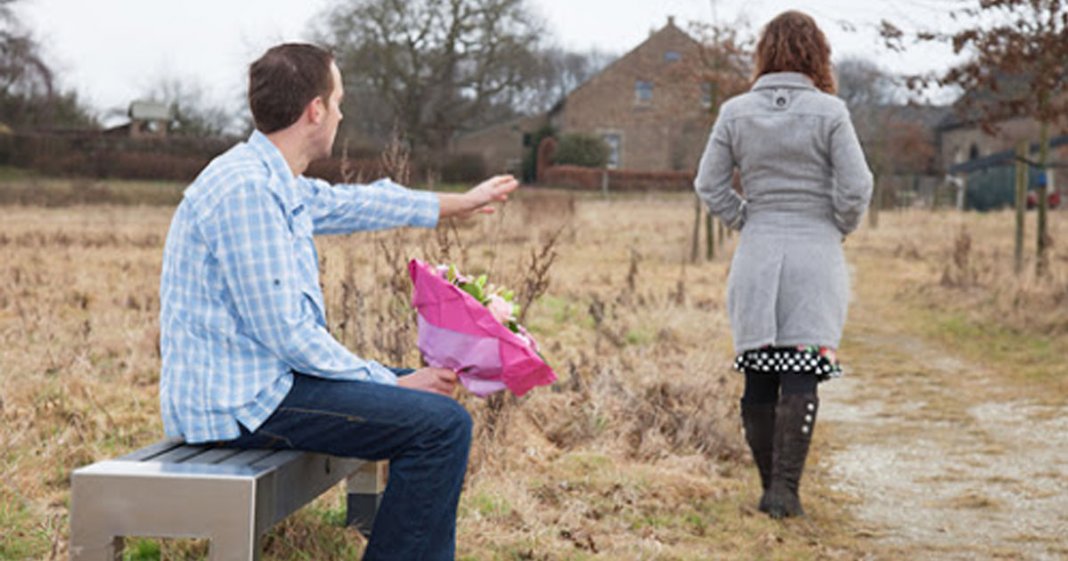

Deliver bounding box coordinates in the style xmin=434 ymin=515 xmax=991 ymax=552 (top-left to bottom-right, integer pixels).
xmin=306 ymin=96 xmax=325 ymax=125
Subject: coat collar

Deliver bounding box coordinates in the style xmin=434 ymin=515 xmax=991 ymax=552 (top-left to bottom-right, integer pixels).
xmin=752 ymin=72 xmax=817 ymax=91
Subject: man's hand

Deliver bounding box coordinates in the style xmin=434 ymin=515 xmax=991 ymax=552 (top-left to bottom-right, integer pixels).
xmin=397 ymin=367 xmax=458 ymax=396
xmin=438 ymin=175 xmax=519 ymax=219
xmin=466 ymin=175 xmax=518 ymax=214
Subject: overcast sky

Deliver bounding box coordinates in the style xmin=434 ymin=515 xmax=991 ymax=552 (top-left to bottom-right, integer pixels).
xmin=16 ymin=0 xmax=965 ymax=124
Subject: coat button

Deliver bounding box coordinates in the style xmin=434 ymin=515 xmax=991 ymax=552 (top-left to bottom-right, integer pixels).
xmin=776 ymin=97 xmax=787 ymax=107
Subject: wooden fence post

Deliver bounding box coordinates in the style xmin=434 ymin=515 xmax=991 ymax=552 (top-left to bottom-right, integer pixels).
xmin=705 ymin=213 xmax=715 ymax=261
xmin=691 ymin=197 xmax=701 ymax=263
xmin=1014 ymin=142 xmax=1027 ymax=275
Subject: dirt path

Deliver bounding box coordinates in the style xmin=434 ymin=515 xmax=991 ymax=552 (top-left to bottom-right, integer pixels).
xmin=817 ymin=258 xmax=1068 ymax=560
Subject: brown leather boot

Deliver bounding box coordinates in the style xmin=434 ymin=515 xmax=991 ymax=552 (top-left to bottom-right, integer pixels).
xmin=764 ymin=393 xmax=819 ymax=519
xmin=740 ymin=401 xmax=776 ymax=511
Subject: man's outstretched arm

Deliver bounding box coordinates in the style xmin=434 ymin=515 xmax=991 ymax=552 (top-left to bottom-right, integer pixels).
xmin=303 ymin=174 xmax=519 ymax=235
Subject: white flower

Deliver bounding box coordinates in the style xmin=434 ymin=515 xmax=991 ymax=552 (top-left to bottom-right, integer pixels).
xmin=486 ymin=295 xmax=513 ymax=324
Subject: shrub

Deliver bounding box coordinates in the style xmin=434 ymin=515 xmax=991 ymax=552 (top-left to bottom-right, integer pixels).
xmin=553 ymin=133 xmax=609 ymax=168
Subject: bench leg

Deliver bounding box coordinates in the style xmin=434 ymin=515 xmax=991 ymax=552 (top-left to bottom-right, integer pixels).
xmin=69 ymin=534 xmax=124 ymax=561
xmin=209 ymin=524 xmax=261 ymax=561
xmin=70 ymin=478 xmax=125 ymax=561
xmin=346 ymin=460 xmax=387 ymax=537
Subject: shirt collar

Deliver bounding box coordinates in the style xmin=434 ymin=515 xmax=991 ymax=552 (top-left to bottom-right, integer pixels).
xmin=246 ymin=129 xmax=300 ymax=213
xmin=752 ymin=72 xmax=817 ymax=91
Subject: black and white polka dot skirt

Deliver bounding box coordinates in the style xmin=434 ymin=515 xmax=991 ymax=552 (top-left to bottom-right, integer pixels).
xmin=733 ymin=344 xmax=843 ymax=382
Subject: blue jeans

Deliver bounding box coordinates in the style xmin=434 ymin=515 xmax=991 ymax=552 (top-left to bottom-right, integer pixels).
xmin=223 ymin=370 xmax=472 ymax=561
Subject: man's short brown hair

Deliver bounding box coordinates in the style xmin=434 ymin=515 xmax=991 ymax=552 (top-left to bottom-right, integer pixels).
xmin=248 ymin=43 xmax=335 ymax=134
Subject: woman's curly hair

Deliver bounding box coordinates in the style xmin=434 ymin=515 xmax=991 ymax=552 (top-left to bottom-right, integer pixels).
xmin=753 ymin=11 xmax=836 ymax=94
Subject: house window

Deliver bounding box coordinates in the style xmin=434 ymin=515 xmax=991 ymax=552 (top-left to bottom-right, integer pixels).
xmin=664 ymin=51 xmax=681 ymax=63
xmin=635 ymin=80 xmax=653 ymax=104
xmin=969 ymin=144 xmax=980 ymax=160
xmin=701 ymin=82 xmax=716 ymax=109
xmin=602 ymin=133 xmax=622 ymax=169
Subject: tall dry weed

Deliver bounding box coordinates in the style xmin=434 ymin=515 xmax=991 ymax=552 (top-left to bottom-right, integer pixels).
xmin=859 ymin=208 xmax=1068 ymax=335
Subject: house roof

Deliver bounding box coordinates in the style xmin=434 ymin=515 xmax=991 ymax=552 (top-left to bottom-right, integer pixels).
xmin=128 ymin=100 xmax=172 ymax=121
xmin=549 ymin=17 xmax=701 ymax=117
xmin=458 ymin=17 xmax=700 ymax=137
xmin=937 ymin=71 xmax=1050 ymax=131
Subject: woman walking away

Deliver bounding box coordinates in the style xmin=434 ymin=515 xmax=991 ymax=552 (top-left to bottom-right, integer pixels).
xmin=694 ymin=11 xmax=872 ymax=519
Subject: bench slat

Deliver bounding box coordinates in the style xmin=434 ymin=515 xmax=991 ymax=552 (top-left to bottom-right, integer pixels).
xmin=217 ymin=448 xmax=276 ymax=467
xmin=117 ymin=438 xmax=185 ymax=462
xmin=150 ymin=445 xmax=213 ymax=464
xmin=182 ymin=447 xmax=245 ymax=465
xmin=250 ymin=449 xmax=305 ymax=470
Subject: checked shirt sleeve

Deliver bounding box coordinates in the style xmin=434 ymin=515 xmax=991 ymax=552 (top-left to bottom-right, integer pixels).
xmin=300 ymin=176 xmax=440 ymax=235
xmin=203 ymin=182 xmax=397 ymax=385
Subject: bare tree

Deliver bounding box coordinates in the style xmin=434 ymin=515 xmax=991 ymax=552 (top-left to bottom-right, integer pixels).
xmin=0 ymin=0 xmax=51 ymax=99
xmin=688 ymin=20 xmax=754 ymax=111
xmin=882 ymin=0 xmax=1068 ymax=276
xmin=142 ymin=77 xmax=239 ymax=138
xmin=836 ymin=56 xmax=901 ymax=109
xmin=315 ymin=0 xmax=546 ymax=171
xmin=518 ymin=47 xmax=617 ymax=113
xmin=686 ymin=20 xmax=755 ymax=260
xmin=836 ymin=57 xmax=896 ymax=175
xmin=0 ymin=0 xmax=96 ymax=129
xmin=0 ymin=0 xmax=93 ymax=129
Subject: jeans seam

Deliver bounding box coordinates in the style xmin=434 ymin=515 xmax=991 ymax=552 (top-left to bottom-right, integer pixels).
xmin=278 ymin=406 xmax=366 ymax=424
xmin=256 ymin=429 xmax=294 ymax=448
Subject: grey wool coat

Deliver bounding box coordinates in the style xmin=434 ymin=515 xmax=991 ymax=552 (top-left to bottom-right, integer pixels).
xmin=694 ymin=72 xmax=873 ymax=353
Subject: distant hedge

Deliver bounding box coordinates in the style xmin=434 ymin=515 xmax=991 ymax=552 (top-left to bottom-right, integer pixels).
xmin=541 ymin=165 xmax=692 ymax=191
xmin=0 ymin=132 xmax=230 ymax=181
xmin=0 ymin=131 xmax=487 ymax=185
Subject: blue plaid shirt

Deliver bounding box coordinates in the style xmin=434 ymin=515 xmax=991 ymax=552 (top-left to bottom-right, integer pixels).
xmin=159 ymin=130 xmax=439 ymax=443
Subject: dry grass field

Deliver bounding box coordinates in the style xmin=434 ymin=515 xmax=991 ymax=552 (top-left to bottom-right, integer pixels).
xmin=0 ymin=177 xmax=1065 ymax=560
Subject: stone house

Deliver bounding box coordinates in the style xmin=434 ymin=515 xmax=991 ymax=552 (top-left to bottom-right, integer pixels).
xmin=937 ymin=82 xmax=1068 ymax=210
xmin=937 ymin=73 xmax=1068 ymax=169
xmin=454 ymin=17 xmax=715 ymax=175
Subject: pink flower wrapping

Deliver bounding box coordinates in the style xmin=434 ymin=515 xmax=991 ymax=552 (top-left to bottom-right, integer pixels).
xmin=408 ymin=259 xmax=557 ymax=397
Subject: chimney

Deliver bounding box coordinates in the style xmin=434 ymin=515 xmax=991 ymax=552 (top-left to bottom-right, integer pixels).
xmin=668 ymin=15 xmax=676 ymax=27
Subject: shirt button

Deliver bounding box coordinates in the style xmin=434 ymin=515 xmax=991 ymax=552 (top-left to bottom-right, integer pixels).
xmin=776 ymin=97 xmax=787 ymax=107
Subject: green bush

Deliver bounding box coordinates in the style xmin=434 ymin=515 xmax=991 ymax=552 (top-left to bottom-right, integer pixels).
xmin=553 ymin=133 xmax=609 ymax=168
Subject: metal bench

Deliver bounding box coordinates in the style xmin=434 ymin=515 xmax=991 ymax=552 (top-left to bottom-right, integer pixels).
xmin=69 ymin=438 xmax=386 ymax=561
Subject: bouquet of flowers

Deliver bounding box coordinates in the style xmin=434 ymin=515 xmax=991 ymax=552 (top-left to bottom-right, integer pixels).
xmin=408 ymin=259 xmax=556 ymax=397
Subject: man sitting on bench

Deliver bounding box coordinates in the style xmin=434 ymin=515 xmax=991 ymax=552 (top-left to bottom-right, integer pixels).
xmin=158 ymin=43 xmax=517 ymax=561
